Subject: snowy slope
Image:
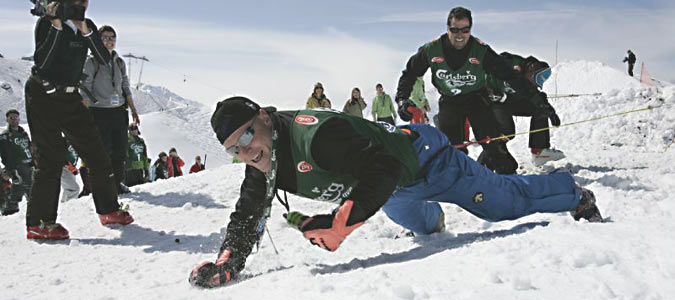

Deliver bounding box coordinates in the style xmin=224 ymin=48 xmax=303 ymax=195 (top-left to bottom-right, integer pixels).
xmin=0 ymin=58 xmax=201 ymax=116
xmin=1 ymin=61 xmax=675 ymax=300
xmin=0 ymin=57 xmax=229 ymax=169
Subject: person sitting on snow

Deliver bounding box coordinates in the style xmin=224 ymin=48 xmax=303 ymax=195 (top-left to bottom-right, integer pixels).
xmin=188 ymin=96 xmax=603 ymax=288
xmin=189 ymin=155 xmax=205 ymax=174
xmin=478 ymin=52 xmax=565 ymax=168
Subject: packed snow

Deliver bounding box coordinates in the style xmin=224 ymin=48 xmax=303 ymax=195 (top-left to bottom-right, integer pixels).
xmin=1 ymin=57 xmax=675 ymax=299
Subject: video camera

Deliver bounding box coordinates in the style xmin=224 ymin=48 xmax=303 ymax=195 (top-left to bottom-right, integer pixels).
xmin=30 ymin=0 xmax=85 ymax=21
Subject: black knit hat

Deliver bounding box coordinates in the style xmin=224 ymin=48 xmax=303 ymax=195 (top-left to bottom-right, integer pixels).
xmin=211 ymin=96 xmax=261 ymax=144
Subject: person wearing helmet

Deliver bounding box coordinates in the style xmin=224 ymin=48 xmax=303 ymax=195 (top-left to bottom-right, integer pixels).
xmin=479 ymin=52 xmax=565 ymax=168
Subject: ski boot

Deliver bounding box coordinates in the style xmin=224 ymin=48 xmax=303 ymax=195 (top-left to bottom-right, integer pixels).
xmin=570 ymin=187 xmax=603 ymax=223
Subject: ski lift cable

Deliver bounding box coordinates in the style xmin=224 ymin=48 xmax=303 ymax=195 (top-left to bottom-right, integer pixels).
xmin=144 ymin=60 xmax=234 ymax=95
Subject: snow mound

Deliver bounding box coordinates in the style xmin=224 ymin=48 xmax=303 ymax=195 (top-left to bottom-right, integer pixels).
xmin=545 ymin=60 xmax=643 ymax=95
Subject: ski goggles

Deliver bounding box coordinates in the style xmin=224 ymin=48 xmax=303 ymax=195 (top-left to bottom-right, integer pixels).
xmin=534 ymin=68 xmax=552 ymax=88
xmin=224 ymin=122 xmax=255 ymax=157
xmin=448 ymin=26 xmax=471 ymax=34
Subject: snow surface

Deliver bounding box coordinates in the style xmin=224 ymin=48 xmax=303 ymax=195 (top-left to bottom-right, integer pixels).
xmin=1 ymin=59 xmax=675 ymax=299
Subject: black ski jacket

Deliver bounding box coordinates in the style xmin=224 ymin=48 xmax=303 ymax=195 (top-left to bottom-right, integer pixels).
xmin=396 ymin=35 xmax=538 ymax=104
xmin=32 ymin=16 xmax=111 ymax=85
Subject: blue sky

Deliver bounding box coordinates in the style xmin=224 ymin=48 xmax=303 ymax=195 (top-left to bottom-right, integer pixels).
xmin=1 ymin=1 xmax=673 ymax=108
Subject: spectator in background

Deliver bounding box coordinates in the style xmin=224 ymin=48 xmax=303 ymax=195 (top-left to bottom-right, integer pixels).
xmin=153 ymin=152 xmax=169 ymax=181
xmin=61 ymin=139 xmax=80 ymax=202
xmin=623 ymin=50 xmax=636 ymax=77
xmin=0 ymin=109 xmax=34 ymax=216
xmin=342 ymin=87 xmax=367 ymax=118
xmin=408 ymin=77 xmax=431 ymax=124
xmin=371 ymin=83 xmax=397 ymax=125
xmin=305 ymin=82 xmax=332 ymax=109
xmin=125 ymin=124 xmax=149 ymax=187
xmin=80 ymin=25 xmax=140 ymax=195
xmin=167 ymin=148 xmax=184 ymax=177
xmin=189 ymin=156 xmax=205 ymax=174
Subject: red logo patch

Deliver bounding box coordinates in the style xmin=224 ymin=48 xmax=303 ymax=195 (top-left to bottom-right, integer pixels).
xmin=469 ymin=58 xmax=480 ymax=65
xmin=295 ymin=115 xmax=319 ymax=125
xmin=297 ymin=161 xmax=313 ymax=173
xmin=431 ymin=56 xmax=445 ymax=63
xmin=513 ymin=65 xmax=522 ymax=72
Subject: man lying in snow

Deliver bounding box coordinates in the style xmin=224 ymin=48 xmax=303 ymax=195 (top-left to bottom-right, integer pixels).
xmin=189 ymin=96 xmax=603 ymax=288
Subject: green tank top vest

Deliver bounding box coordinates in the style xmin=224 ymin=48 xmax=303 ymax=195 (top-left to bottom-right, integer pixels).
xmin=289 ymin=110 xmax=419 ymax=204
xmin=424 ymin=36 xmax=488 ymax=96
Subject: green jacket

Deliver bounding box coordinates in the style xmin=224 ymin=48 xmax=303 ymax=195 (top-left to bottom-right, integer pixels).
xmin=409 ymin=78 xmax=430 ymax=110
xmin=127 ymin=134 xmax=149 ymax=171
xmin=0 ymin=126 xmax=33 ymax=170
xmin=371 ymin=93 xmax=396 ymax=120
xmin=342 ymin=97 xmax=367 ymax=118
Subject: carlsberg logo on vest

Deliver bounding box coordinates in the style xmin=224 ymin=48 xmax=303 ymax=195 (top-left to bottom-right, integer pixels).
xmin=436 ymin=69 xmax=477 ymax=88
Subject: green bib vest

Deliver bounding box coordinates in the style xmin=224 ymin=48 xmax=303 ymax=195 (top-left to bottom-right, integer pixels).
xmin=289 ymin=110 xmax=418 ymax=204
xmin=424 ymin=36 xmax=488 ymax=96
xmin=127 ymin=135 xmax=149 ymax=170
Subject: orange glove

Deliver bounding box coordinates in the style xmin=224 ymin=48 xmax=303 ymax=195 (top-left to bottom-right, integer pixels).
xmin=285 ymin=200 xmax=364 ymax=252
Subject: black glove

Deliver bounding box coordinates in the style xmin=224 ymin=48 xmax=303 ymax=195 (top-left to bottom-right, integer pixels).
xmin=189 ymin=250 xmax=238 ymax=288
xmin=531 ymin=93 xmax=561 ymax=127
xmin=396 ymin=99 xmax=416 ymax=122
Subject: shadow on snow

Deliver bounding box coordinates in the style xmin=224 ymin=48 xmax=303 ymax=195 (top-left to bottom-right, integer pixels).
xmin=310 ymin=221 xmax=549 ymax=275
xmin=73 ymin=223 xmax=225 ymax=254
xmin=122 ymin=191 xmax=228 ymax=209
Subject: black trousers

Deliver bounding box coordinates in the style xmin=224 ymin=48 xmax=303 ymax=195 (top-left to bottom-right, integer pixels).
xmin=124 ymin=169 xmax=145 ymax=187
xmin=24 ymin=77 xmax=120 ymax=226
xmin=90 ymin=106 xmax=129 ymax=186
xmin=436 ymin=93 xmax=518 ymax=174
xmin=628 ymin=63 xmax=634 ymax=77
xmin=491 ymin=96 xmax=551 ymax=150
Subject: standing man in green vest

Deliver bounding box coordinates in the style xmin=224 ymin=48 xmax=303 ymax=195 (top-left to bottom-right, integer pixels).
xmin=188 ymin=96 xmax=603 ymax=288
xmin=0 ymin=110 xmax=34 ymax=216
xmin=125 ymin=124 xmax=149 ymax=187
xmin=371 ymin=83 xmax=397 ymax=125
xmin=395 ymin=7 xmax=558 ymax=174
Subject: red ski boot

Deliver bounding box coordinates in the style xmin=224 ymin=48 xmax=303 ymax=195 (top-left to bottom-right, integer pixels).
xmin=99 ymin=210 xmax=134 ymax=226
xmin=27 ymin=223 xmax=70 ymax=240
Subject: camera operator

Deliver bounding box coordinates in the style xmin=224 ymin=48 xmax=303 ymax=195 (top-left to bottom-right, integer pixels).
xmin=25 ymin=0 xmax=134 ymax=240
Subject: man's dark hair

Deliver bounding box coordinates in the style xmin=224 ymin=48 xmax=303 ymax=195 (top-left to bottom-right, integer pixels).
xmin=5 ymin=109 xmax=19 ymax=118
xmin=447 ymin=7 xmax=472 ymax=27
xmin=99 ymin=25 xmax=116 ymax=37
xmin=375 ymin=83 xmax=383 ymax=89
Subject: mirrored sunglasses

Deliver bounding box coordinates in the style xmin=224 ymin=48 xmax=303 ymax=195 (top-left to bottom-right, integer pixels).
xmin=225 ymin=125 xmax=255 ymax=157
xmin=448 ymin=26 xmax=471 ymax=34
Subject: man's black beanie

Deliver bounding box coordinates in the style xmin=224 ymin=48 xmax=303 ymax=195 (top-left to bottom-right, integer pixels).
xmin=210 ymin=96 xmax=261 ymax=144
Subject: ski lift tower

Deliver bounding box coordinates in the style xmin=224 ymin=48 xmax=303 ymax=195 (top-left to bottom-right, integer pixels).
xmin=122 ymin=53 xmax=150 ymax=89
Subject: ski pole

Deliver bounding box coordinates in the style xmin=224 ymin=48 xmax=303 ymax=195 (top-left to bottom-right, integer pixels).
xmin=454 ymin=104 xmax=660 ymax=148
xmin=549 ymin=92 xmax=602 ymax=99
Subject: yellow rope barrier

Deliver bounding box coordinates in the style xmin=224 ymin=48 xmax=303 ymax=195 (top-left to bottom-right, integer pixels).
xmin=464 ymin=105 xmax=658 ymax=146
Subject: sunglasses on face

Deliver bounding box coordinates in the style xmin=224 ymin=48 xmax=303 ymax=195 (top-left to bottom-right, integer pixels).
xmin=102 ymin=36 xmax=116 ymax=42
xmin=225 ymin=122 xmax=255 ymax=157
xmin=448 ymin=26 xmax=471 ymax=34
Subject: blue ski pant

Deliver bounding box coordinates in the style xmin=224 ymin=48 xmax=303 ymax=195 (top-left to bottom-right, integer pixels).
xmin=382 ymin=124 xmax=581 ymax=234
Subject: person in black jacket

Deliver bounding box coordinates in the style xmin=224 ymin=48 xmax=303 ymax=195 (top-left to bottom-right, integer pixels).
xmin=24 ymin=0 xmax=133 ymax=240
xmin=395 ymin=7 xmax=559 ymax=175
xmin=0 ymin=110 xmax=34 ymax=216
xmin=623 ymin=50 xmax=636 ymax=77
